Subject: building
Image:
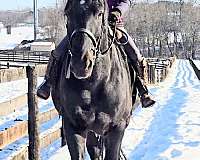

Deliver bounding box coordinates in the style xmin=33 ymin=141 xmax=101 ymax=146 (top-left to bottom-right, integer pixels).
xmin=30 ymin=41 xmax=55 ymax=52
xmin=0 ymin=22 xmax=4 ymax=32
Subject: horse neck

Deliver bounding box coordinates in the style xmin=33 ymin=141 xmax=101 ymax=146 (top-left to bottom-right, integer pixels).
xmin=99 ymin=26 xmax=109 ymax=52
xmin=93 ymin=27 xmax=126 ymax=82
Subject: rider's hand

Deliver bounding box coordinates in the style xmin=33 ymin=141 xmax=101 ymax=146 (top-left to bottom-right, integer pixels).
xmin=108 ymin=9 xmax=121 ymax=26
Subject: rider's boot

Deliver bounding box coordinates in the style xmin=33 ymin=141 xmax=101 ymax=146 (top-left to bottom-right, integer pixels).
xmin=37 ymin=54 xmax=57 ymax=100
xmin=134 ymin=61 xmax=156 ymax=108
xmin=135 ymin=76 xmax=155 ymax=108
xmin=37 ymin=36 xmax=70 ymax=100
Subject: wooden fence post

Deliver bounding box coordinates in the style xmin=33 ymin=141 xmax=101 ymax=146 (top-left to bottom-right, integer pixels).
xmin=27 ymin=65 xmax=40 ymax=160
xmin=7 ymin=62 xmax=9 ymax=69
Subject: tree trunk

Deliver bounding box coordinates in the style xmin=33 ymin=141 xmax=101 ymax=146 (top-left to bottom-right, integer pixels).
xmin=173 ymin=31 xmax=178 ymax=57
xmin=159 ymin=39 xmax=162 ymax=57
xmin=191 ymin=34 xmax=196 ymax=59
xmin=147 ymin=35 xmax=151 ymax=57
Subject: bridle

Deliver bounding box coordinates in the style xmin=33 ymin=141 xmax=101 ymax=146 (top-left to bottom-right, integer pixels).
xmin=64 ymin=1 xmax=128 ymax=78
xmin=68 ymin=3 xmax=110 ymax=58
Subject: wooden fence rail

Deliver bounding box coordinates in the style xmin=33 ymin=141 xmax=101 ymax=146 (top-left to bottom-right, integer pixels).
xmin=0 ymin=64 xmax=46 ymax=83
xmin=0 ymin=50 xmax=49 ymax=64
xmin=0 ymin=108 xmax=59 ymax=149
xmin=0 ymin=94 xmax=27 ymax=116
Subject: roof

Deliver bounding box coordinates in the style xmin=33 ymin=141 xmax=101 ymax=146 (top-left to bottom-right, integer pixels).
xmin=31 ymin=41 xmax=54 ymax=46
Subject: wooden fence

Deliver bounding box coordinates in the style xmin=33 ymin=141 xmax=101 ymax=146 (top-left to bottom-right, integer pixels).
xmin=145 ymin=57 xmax=176 ymax=84
xmin=0 ymin=50 xmax=49 ymax=64
xmin=0 ymin=56 xmax=176 ymax=160
xmin=0 ymin=65 xmax=63 ymax=160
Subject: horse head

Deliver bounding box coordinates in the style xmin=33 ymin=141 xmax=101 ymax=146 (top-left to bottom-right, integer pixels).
xmin=65 ymin=0 xmax=108 ymax=79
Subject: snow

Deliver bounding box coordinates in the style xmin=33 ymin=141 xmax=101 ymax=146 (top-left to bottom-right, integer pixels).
xmin=0 ymin=59 xmax=200 ymax=160
xmin=31 ymin=42 xmax=54 ymax=46
xmin=48 ymin=59 xmax=200 ymax=160
xmin=0 ymin=26 xmax=34 ymax=50
xmin=30 ymin=41 xmax=55 ymax=52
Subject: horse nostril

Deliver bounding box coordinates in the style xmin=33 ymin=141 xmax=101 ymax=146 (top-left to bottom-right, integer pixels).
xmin=88 ymin=60 xmax=92 ymax=68
xmin=85 ymin=59 xmax=93 ymax=70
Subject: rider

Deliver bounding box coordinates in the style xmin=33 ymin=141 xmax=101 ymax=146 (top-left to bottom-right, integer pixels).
xmin=37 ymin=0 xmax=156 ymax=108
xmin=107 ymin=0 xmax=155 ymax=108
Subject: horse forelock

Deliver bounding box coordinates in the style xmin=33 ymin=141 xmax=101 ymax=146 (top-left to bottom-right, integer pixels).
xmin=64 ymin=0 xmax=108 ymax=19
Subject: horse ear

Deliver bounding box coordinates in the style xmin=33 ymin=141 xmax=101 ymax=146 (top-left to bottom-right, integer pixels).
xmin=64 ymin=0 xmax=72 ymax=15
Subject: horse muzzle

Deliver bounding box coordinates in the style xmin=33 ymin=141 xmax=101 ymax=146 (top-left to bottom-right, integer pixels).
xmin=71 ymin=54 xmax=95 ymax=79
xmin=71 ymin=66 xmax=93 ymax=79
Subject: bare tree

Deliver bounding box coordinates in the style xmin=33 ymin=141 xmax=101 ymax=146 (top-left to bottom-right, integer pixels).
xmin=125 ymin=0 xmax=200 ymax=59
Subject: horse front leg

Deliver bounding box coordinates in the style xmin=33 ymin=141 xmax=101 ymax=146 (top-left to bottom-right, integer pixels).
xmin=86 ymin=131 xmax=103 ymax=160
xmin=63 ymin=118 xmax=87 ymax=160
xmin=104 ymin=122 xmax=126 ymax=160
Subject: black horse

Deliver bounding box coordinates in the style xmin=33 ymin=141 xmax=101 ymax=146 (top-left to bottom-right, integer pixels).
xmin=51 ymin=0 xmax=136 ymax=159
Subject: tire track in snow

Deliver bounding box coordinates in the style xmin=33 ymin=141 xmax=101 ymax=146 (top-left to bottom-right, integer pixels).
xmin=129 ymin=66 xmax=188 ymax=159
xmin=174 ymin=60 xmax=184 ymax=88
xmin=128 ymin=59 xmax=200 ymax=160
xmin=182 ymin=60 xmax=189 ymax=88
xmin=129 ymin=89 xmax=188 ymax=160
xmin=182 ymin=60 xmax=189 ymax=87
xmin=175 ymin=60 xmax=199 ymax=89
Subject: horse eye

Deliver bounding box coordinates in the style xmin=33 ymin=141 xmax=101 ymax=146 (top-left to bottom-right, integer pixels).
xmin=98 ymin=11 xmax=103 ymax=17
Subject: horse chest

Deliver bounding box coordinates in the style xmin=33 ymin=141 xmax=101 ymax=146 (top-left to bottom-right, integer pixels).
xmin=61 ymin=70 xmax=131 ymax=133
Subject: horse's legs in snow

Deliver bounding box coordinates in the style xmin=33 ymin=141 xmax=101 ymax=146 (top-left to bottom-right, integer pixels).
xmin=104 ymin=123 xmax=126 ymax=160
xmin=86 ymin=131 xmax=102 ymax=160
xmin=63 ymin=118 xmax=87 ymax=160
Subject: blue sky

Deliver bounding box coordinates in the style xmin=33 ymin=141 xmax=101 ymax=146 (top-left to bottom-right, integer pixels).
xmin=0 ymin=0 xmax=58 ymax=10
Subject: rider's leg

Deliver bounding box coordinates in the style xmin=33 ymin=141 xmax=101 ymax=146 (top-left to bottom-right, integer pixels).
xmin=118 ymin=27 xmax=155 ymax=108
xmin=134 ymin=61 xmax=156 ymax=108
xmin=37 ymin=36 xmax=69 ymax=100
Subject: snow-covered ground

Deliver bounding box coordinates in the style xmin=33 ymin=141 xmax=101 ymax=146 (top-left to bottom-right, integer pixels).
xmin=0 ymin=26 xmax=34 ymax=50
xmin=0 ymin=59 xmax=200 ymax=160
xmin=124 ymin=59 xmax=200 ymax=160
xmin=49 ymin=59 xmax=200 ymax=160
